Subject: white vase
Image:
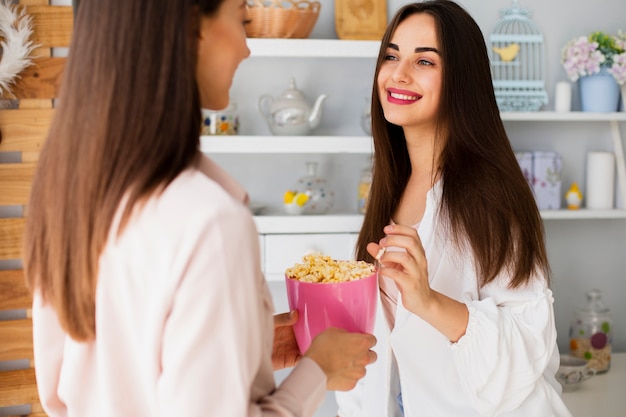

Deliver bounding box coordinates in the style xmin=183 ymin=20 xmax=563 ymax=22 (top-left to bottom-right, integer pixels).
xmin=621 ymin=84 xmax=626 ymax=112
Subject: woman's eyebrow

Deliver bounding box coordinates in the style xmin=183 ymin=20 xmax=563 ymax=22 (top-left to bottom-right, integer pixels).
xmin=387 ymin=43 xmax=440 ymax=54
xmin=415 ymin=46 xmax=439 ymax=54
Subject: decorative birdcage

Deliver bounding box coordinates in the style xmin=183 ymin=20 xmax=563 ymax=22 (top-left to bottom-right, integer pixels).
xmin=489 ymin=0 xmax=548 ymax=112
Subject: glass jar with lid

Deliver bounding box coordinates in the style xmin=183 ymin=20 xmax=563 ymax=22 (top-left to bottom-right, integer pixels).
xmin=283 ymin=161 xmax=335 ymax=215
xmin=569 ymin=289 xmax=613 ymax=373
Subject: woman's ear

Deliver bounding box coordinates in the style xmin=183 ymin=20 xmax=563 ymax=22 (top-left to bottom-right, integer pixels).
xmin=196 ymin=15 xmax=213 ymax=42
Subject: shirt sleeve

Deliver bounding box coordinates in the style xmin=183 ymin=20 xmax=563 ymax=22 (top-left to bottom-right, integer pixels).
xmin=156 ymin=204 xmax=326 ymax=417
xmin=450 ymin=272 xmax=558 ymax=416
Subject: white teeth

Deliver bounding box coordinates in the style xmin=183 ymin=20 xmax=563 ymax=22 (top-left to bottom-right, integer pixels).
xmin=390 ymin=92 xmax=418 ymax=101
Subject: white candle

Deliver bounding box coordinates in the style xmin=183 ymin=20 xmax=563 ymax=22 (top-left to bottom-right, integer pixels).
xmin=586 ymin=152 xmax=615 ymax=209
xmin=555 ymin=81 xmax=572 ymax=112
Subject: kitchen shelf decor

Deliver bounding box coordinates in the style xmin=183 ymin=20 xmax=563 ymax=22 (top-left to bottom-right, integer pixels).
xmin=489 ymin=0 xmax=548 ymax=112
xmin=561 ymin=31 xmax=624 ymax=112
xmin=244 ymin=0 xmax=321 ymax=39
xmin=334 ymin=0 xmax=387 ymax=40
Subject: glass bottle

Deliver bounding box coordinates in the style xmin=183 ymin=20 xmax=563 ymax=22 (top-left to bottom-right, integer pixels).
xmin=283 ymin=162 xmax=335 ymax=215
xmin=569 ymin=289 xmax=613 ymax=373
xmin=357 ymin=162 xmax=372 ymax=214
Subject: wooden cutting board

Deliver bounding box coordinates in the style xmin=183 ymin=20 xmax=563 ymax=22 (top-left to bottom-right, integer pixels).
xmin=335 ymin=0 xmax=387 ymax=40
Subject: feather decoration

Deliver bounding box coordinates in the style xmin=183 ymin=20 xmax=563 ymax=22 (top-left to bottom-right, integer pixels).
xmin=0 ymin=0 xmax=37 ymax=96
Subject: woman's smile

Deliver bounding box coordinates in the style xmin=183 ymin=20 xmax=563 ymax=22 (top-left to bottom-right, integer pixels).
xmin=386 ymin=87 xmax=421 ymax=104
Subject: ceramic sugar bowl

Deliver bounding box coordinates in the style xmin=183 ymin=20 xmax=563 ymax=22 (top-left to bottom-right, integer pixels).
xmin=259 ymin=77 xmax=326 ymax=136
xmin=556 ymin=354 xmax=595 ymax=392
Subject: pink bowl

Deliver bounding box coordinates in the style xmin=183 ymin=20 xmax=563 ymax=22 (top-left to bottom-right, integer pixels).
xmin=285 ymin=272 xmax=378 ymax=353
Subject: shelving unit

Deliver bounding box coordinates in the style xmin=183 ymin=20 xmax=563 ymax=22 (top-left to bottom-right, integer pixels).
xmin=200 ymin=135 xmax=373 ymax=154
xmin=206 ymin=39 xmax=626 ymax=233
xmin=202 ymin=112 xmax=626 ymax=226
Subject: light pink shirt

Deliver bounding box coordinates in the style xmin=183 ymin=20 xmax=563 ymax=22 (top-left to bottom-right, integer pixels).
xmin=32 ymin=155 xmax=326 ymax=417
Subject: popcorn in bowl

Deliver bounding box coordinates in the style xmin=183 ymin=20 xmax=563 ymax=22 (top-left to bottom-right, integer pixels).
xmin=285 ymin=253 xmax=376 ymax=283
xmin=285 ymin=253 xmax=378 ymax=353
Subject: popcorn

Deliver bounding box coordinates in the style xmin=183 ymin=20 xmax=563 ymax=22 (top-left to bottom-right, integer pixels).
xmin=285 ymin=253 xmax=375 ymax=283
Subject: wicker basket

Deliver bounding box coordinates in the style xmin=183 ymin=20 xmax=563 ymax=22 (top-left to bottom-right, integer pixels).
xmin=245 ymin=0 xmax=321 ymax=39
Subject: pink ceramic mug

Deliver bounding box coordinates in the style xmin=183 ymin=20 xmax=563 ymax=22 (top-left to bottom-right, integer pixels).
xmin=285 ymin=272 xmax=378 ymax=353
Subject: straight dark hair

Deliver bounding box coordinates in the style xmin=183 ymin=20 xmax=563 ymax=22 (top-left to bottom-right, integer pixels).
xmin=24 ymin=0 xmax=224 ymax=341
xmin=357 ymin=0 xmax=550 ymax=288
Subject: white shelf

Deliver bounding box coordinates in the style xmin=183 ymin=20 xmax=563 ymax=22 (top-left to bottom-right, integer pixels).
xmin=251 ymin=210 xmax=626 ymax=235
xmin=501 ymin=112 xmax=626 ymax=122
xmin=200 ymin=111 xmax=626 ymax=154
xmin=540 ymin=210 xmax=626 ymax=219
xmin=200 ymin=135 xmax=373 ymax=154
xmin=247 ymin=38 xmax=380 ymax=58
xmin=253 ymin=214 xmax=364 ymax=234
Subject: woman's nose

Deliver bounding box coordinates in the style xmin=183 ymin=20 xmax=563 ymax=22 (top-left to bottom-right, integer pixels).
xmin=391 ymin=60 xmax=410 ymax=83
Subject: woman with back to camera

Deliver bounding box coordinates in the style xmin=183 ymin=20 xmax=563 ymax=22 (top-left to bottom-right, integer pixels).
xmin=23 ymin=0 xmax=377 ymax=416
xmin=336 ymin=1 xmax=572 ymax=416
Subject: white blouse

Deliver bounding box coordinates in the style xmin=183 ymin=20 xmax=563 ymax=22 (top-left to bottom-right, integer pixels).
xmin=337 ymin=181 xmax=572 ymax=417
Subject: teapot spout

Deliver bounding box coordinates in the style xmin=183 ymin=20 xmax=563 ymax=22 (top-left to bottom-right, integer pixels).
xmin=308 ymin=94 xmax=327 ymax=130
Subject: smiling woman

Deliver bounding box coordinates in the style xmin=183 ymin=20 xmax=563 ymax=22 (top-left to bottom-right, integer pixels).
xmin=338 ymin=1 xmax=573 ymax=416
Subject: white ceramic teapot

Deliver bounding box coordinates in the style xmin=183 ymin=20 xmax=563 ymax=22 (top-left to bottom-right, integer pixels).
xmin=259 ymin=77 xmax=327 ymax=136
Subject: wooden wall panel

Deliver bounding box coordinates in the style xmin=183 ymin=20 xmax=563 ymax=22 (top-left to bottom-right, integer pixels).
xmin=0 ymin=270 xmax=31 ymax=311
xmin=9 ymin=57 xmax=65 ymax=100
xmin=2 ymin=3 xmax=62 ymax=416
xmin=0 ymin=319 xmax=33 ymax=362
xmin=0 ymin=369 xmax=39 ymax=408
xmin=26 ymin=6 xmax=74 ymax=48
xmin=0 ymin=109 xmax=53 ymax=153
xmin=0 ymin=163 xmax=36 ymax=206
xmin=19 ymin=0 xmax=49 ymax=5
xmin=0 ymin=218 xmax=25 ymax=261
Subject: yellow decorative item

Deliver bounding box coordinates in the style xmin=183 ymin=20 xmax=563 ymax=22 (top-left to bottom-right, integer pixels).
xmin=492 ymin=43 xmax=520 ymax=62
xmin=565 ymin=182 xmax=583 ymax=210
xmin=295 ymin=193 xmax=309 ymax=206
xmin=284 ymin=190 xmax=296 ymax=204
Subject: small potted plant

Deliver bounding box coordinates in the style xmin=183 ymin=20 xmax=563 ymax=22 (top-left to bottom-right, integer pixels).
xmin=561 ymin=31 xmax=624 ymax=112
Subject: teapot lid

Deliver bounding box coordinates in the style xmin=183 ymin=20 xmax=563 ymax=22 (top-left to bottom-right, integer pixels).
xmin=277 ymin=77 xmax=306 ymax=102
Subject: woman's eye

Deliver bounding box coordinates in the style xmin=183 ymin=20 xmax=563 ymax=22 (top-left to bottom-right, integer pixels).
xmin=384 ymin=54 xmax=398 ymax=61
xmin=417 ymin=58 xmax=434 ymax=66
xmin=243 ymin=18 xmax=252 ymax=26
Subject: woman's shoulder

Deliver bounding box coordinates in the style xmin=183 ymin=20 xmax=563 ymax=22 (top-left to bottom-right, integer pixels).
xmin=128 ymin=166 xmax=252 ymax=239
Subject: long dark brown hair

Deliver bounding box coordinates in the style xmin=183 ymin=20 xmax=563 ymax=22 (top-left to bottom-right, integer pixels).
xmin=357 ymin=0 xmax=549 ymax=288
xmin=24 ymin=0 xmax=224 ymax=341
